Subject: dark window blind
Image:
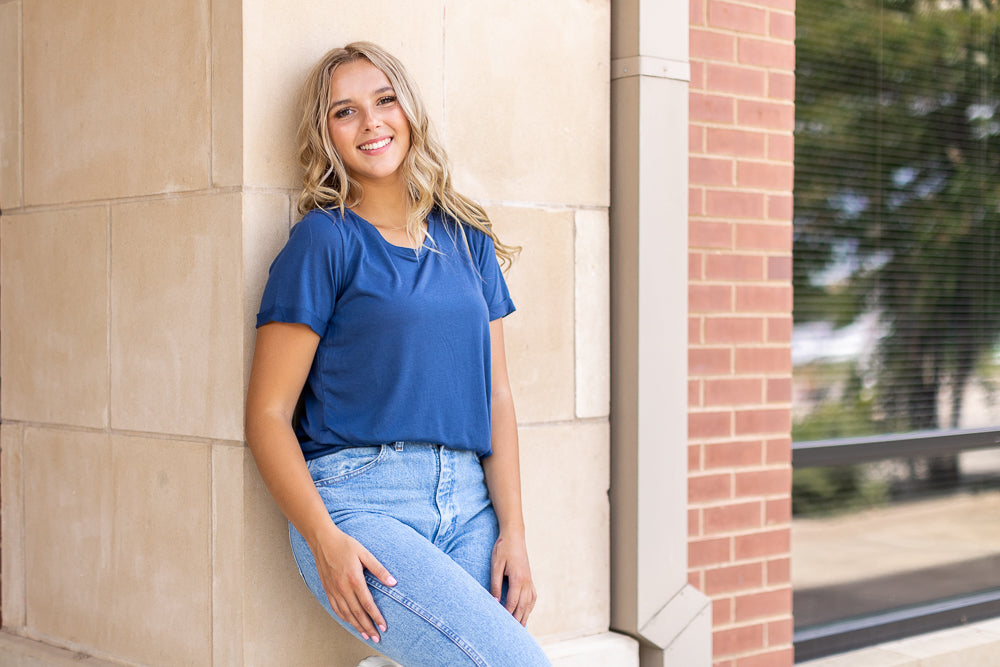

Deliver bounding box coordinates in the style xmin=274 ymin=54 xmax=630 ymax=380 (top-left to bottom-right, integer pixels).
xmin=793 ymin=0 xmax=1000 ymax=443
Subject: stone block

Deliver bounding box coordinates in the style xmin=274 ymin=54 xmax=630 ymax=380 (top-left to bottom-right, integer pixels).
xmin=22 ymin=0 xmax=211 ymax=203
xmin=110 ymin=193 xmax=243 ymax=440
xmin=1 ymin=207 xmax=108 ymax=427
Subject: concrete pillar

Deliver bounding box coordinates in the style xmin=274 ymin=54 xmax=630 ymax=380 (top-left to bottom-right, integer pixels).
xmin=610 ymin=0 xmax=713 ymax=664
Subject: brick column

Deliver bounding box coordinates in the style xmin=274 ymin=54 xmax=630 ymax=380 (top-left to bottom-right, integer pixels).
xmin=687 ymin=1 xmax=795 ymax=665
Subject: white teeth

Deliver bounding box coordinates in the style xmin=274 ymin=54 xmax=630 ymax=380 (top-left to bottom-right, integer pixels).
xmin=359 ymin=137 xmax=391 ymax=151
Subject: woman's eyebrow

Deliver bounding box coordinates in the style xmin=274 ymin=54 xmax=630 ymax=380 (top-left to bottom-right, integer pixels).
xmin=330 ymin=86 xmax=395 ymax=109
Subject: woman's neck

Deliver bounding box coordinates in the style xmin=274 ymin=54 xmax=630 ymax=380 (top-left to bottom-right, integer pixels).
xmin=352 ymin=180 xmax=409 ymax=230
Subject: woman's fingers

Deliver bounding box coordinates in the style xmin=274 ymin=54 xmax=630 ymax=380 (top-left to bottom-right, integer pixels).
xmin=512 ymin=584 xmax=537 ymax=625
xmin=317 ymin=532 xmax=396 ymax=642
xmin=359 ymin=548 xmax=399 ymax=589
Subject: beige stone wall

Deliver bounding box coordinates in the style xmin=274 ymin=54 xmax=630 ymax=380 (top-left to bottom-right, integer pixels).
xmin=0 ymin=0 xmax=615 ymax=665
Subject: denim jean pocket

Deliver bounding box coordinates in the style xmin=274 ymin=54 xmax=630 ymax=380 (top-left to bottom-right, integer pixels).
xmin=307 ymin=445 xmax=386 ymax=487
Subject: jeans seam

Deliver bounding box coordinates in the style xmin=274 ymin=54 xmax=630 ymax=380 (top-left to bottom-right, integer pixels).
xmin=312 ymin=444 xmax=388 ymax=487
xmin=366 ymin=574 xmax=489 ymax=667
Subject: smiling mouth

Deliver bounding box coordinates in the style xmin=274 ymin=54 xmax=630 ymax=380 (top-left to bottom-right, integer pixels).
xmin=358 ymin=137 xmax=392 ymax=151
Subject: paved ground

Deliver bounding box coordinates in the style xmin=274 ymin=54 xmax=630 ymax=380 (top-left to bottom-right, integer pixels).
xmin=793 ymin=452 xmax=1000 ymax=628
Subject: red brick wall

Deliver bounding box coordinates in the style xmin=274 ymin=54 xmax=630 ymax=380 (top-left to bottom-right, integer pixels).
xmin=688 ymin=1 xmax=795 ymax=665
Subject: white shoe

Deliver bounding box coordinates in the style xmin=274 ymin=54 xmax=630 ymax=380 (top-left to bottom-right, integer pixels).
xmin=357 ymin=657 xmax=400 ymax=667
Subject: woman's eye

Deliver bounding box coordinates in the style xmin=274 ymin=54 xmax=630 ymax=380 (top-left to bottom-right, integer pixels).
xmin=377 ymin=95 xmax=397 ymax=106
xmin=332 ymin=107 xmax=353 ymax=119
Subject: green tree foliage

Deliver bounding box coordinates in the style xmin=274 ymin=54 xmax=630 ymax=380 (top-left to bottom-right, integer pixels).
xmin=795 ymin=0 xmax=1000 ymax=437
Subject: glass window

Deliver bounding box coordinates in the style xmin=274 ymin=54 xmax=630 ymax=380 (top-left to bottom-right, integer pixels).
xmin=792 ymin=0 xmax=1000 ymax=657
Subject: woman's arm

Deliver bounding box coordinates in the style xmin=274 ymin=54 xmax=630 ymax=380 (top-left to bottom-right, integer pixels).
xmin=481 ymin=318 xmax=537 ymax=626
xmin=245 ymin=322 xmax=396 ymax=643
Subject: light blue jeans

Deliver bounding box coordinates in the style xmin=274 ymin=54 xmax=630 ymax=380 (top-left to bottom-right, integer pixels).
xmin=289 ymin=442 xmax=551 ymax=667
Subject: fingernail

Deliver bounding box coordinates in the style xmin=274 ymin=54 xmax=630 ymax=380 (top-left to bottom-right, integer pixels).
xmin=361 ymin=632 xmax=370 ymax=641
xmin=378 ymin=624 xmax=387 ymax=633
xmin=372 ymin=635 xmax=380 ymax=643
xmin=387 ymin=576 xmax=397 ymax=586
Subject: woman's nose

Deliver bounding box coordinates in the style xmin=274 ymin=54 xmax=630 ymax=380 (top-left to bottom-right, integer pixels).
xmin=360 ymin=107 xmax=382 ymax=130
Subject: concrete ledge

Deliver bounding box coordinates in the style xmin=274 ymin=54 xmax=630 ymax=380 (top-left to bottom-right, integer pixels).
xmin=0 ymin=629 xmax=639 ymax=667
xmin=0 ymin=632 xmax=125 ymax=666
xmin=543 ymin=631 xmax=639 ymax=666
xmin=798 ymin=617 xmax=1000 ymax=667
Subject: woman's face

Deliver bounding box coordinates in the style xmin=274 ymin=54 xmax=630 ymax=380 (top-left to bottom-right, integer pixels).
xmin=327 ymin=59 xmax=412 ymax=189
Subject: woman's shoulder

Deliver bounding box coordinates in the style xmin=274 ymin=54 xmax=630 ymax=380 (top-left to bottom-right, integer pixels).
xmin=290 ymin=207 xmax=361 ymax=246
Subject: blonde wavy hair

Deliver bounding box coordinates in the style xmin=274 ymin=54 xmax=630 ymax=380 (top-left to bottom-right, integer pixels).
xmin=296 ymin=41 xmax=518 ymax=269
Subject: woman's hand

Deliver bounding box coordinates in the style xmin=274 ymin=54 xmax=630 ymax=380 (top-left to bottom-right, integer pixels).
xmin=310 ymin=525 xmax=397 ymax=643
xmin=490 ymin=529 xmax=537 ymax=626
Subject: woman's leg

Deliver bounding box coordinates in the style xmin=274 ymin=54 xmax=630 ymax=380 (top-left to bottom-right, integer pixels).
xmin=290 ymin=443 xmax=551 ymax=666
xmin=290 ymin=513 xmax=550 ymax=667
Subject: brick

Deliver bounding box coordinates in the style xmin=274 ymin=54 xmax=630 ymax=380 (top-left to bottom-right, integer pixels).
xmin=689 ymin=444 xmax=703 ymax=472
xmin=690 ymin=508 xmax=702 ymax=537
xmin=691 ymin=60 xmax=707 ymax=90
xmin=691 ymin=92 xmax=736 ymax=124
xmin=735 ymin=347 xmax=791 ymax=374
xmin=691 ymin=252 xmax=705 ymax=280
xmin=691 ymin=0 xmax=707 ymax=25
xmin=691 ymin=124 xmax=705 ymax=152
xmin=691 ymin=156 xmax=736 ymax=186
xmin=690 ymin=186 xmax=705 ymax=216
xmin=707 ymin=128 xmax=767 ymax=158
xmin=735 ymin=223 xmax=792 ymax=251
xmin=767 ymin=193 xmax=793 ymax=221
xmin=713 ymin=622 xmax=765 ymax=657
xmin=765 ymin=498 xmax=791 ymax=525
xmin=735 ymin=647 xmax=794 ymax=667
xmin=706 ymin=190 xmax=766 ymax=219
xmin=690 ymin=536 xmax=732 ymax=567
xmin=767 ymin=133 xmax=794 ymax=162
xmin=690 ymin=220 xmax=733 ymax=249
xmin=736 ymin=160 xmax=794 ymax=191
xmin=769 ymin=71 xmax=795 ymax=101
xmin=767 ymin=618 xmax=794 ymax=646
xmin=705 ymin=440 xmax=763 ymax=469
xmin=760 ymin=0 xmax=795 ymax=11
xmin=713 ymin=597 xmax=734 ymax=625
xmin=714 ymin=661 xmax=736 ymax=667
xmin=707 ymin=63 xmax=767 ymax=97
xmin=706 ymin=254 xmax=766 ymax=281
xmin=769 ymin=11 xmax=795 ymax=40
xmin=766 ymin=377 xmax=791 ymax=402
xmin=705 ymin=377 xmax=764 ymax=405
xmin=735 ymin=284 xmax=792 ymax=312
xmin=734 ymin=527 xmax=790 ymax=559
xmin=765 ymin=437 xmax=791 ymax=464
xmin=691 ymin=27 xmax=737 ymax=61
xmin=734 ymin=587 xmax=792 ymax=622
xmin=738 ymin=99 xmax=794 ymax=130
xmin=690 ymin=347 xmax=732 ymax=375
xmin=766 ymin=256 xmax=791 ymax=280
xmin=689 ymin=410 xmax=732 ymax=439
xmin=734 ymin=408 xmax=791 ymax=436
xmin=690 ymin=473 xmax=733 ymax=503
xmin=704 ymin=501 xmax=762 ymax=534
xmin=690 ymin=315 xmax=704 ymax=345
xmin=705 ymin=561 xmax=764 ymax=596
xmin=705 ymin=317 xmax=765 ymax=345
xmin=738 ymin=37 xmax=796 ymax=70
xmin=690 ymin=284 xmax=733 ymax=312
xmin=690 ymin=379 xmax=703 ymax=407
xmin=766 ymin=557 xmax=791 ymax=585
xmin=689 ymin=569 xmax=704 ymax=590
xmin=766 ymin=316 xmax=792 ymax=343
xmin=709 ymin=1 xmax=767 ymax=34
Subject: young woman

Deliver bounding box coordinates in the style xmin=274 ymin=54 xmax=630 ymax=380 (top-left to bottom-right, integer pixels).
xmin=245 ymin=42 xmax=551 ymax=667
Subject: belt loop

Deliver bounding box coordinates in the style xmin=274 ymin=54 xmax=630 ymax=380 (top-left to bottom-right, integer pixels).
xmin=395 ymin=441 xmax=404 ymax=452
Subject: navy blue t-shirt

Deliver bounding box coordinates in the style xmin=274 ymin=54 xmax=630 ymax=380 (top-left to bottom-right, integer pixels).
xmin=256 ymin=207 xmax=515 ymax=459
